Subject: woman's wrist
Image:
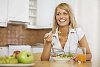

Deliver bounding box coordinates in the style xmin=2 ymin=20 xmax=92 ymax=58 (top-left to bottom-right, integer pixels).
xmin=44 ymin=42 xmax=52 ymax=47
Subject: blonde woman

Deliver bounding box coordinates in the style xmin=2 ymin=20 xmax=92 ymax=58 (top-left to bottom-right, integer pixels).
xmin=41 ymin=3 xmax=92 ymax=61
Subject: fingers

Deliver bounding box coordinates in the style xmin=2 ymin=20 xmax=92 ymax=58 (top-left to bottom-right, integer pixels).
xmin=72 ymin=56 xmax=78 ymax=62
xmin=44 ymin=32 xmax=53 ymax=42
xmin=44 ymin=33 xmax=51 ymax=39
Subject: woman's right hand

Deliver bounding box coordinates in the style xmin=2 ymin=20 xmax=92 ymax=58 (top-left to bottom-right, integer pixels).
xmin=44 ymin=32 xmax=53 ymax=44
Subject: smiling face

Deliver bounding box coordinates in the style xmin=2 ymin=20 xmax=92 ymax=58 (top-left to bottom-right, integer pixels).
xmin=56 ymin=8 xmax=70 ymax=27
xmin=52 ymin=3 xmax=77 ymax=33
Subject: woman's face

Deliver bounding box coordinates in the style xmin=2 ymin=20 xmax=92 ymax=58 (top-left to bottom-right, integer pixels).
xmin=56 ymin=8 xmax=69 ymax=27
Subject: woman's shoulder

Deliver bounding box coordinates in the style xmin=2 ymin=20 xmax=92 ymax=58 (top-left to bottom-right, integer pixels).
xmin=69 ymin=27 xmax=83 ymax=33
xmin=70 ymin=27 xmax=85 ymax=36
xmin=75 ymin=27 xmax=85 ymax=41
xmin=75 ymin=27 xmax=84 ymax=33
xmin=76 ymin=27 xmax=82 ymax=30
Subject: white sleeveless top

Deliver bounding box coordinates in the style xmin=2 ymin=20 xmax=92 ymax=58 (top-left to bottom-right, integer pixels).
xmin=51 ymin=27 xmax=85 ymax=54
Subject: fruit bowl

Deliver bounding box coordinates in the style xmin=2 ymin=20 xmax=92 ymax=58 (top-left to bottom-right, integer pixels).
xmin=0 ymin=51 xmax=35 ymax=67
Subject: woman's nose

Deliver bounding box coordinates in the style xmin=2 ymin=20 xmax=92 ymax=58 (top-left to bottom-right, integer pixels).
xmin=60 ymin=14 xmax=64 ymax=18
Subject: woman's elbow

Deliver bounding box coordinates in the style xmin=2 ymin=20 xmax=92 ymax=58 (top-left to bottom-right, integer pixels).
xmin=41 ymin=56 xmax=49 ymax=61
xmin=86 ymin=53 xmax=92 ymax=61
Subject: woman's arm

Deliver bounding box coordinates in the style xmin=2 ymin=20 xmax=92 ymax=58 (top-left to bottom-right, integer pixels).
xmin=41 ymin=42 xmax=51 ymax=61
xmin=41 ymin=32 xmax=53 ymax=61
xmin=78 ymin=35 xmax=92 ymax=61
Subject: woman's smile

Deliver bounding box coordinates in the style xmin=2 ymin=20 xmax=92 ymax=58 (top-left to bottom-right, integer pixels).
xmin=59 ymin=19 xmax=66 ymax=22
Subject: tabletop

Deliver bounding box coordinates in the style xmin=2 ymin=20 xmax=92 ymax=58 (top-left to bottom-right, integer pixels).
xmin=33 ymin=60 xmax=100 ymax=67
xmin=33 ymin=53 xmax=100 ymax=67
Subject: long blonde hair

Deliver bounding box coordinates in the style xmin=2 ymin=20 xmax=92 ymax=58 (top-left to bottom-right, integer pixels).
xmin=52 ymin=3 xmax=77 ymax=33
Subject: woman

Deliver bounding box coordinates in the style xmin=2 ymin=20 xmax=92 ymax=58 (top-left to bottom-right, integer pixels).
xmin=41 ymin=3 xmax=92 ymax=61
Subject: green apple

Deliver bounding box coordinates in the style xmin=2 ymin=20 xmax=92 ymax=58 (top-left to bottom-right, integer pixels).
xmin=17 ymin=51 xmax=34 ymax=64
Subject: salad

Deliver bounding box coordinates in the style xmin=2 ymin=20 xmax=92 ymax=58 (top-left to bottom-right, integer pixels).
xmin=57 ymin=52 xmax=73 ymax=58
xmin=51 ymin=52 xmax=73 ymax=61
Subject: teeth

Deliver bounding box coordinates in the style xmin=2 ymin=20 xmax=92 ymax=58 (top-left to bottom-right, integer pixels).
xmin=60 ymin=19 xmax=66 ymax=22
xmin=60 ymin=19 xmax=65 ymax=22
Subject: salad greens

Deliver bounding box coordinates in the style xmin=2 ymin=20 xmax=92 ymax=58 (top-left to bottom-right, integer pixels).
xmin=56 ymin=52 xmax=73 ymax=58
xmin=67 ymin=52 xmax=73 ymax=57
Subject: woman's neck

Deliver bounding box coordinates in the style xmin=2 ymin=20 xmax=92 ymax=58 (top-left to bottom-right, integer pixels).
xmin=58 ymin=26 xmax=69 ymax=36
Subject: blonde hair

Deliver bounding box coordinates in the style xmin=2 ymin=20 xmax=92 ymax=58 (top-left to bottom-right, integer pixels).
xmin=52 ymin=3 xmax=77 ymax=33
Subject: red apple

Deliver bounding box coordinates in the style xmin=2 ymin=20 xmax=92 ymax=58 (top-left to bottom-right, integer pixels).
xmin=13 ymin=51 xmax=20 ymax=58
xmin=17 ymin=51 xmax=34 ymax=64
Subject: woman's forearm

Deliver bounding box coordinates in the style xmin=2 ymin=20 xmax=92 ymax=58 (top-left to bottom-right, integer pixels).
xmin=41 ymin=43 xmax=51 ymax=61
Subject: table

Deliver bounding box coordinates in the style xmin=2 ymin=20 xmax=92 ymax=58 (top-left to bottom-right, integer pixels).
xmin=33 ymin=53 xmax=100 ymax=67
xmin=33 ymin=60 xmax=100 ymax=67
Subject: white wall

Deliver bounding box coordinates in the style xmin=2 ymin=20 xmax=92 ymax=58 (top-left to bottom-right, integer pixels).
xmin=75 ymin=0 xmax=99 ymax=60
xmin=37 ymin=0 xmax=76 ymax=27
xmin=98 ymin=0 xmax=100 ymax=60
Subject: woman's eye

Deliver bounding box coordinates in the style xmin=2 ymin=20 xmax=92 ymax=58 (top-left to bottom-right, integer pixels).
xmin=63 ymin=13 xmax=68 ymax=15
xmin=56 ymin=13 xmax=60 ymax=15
